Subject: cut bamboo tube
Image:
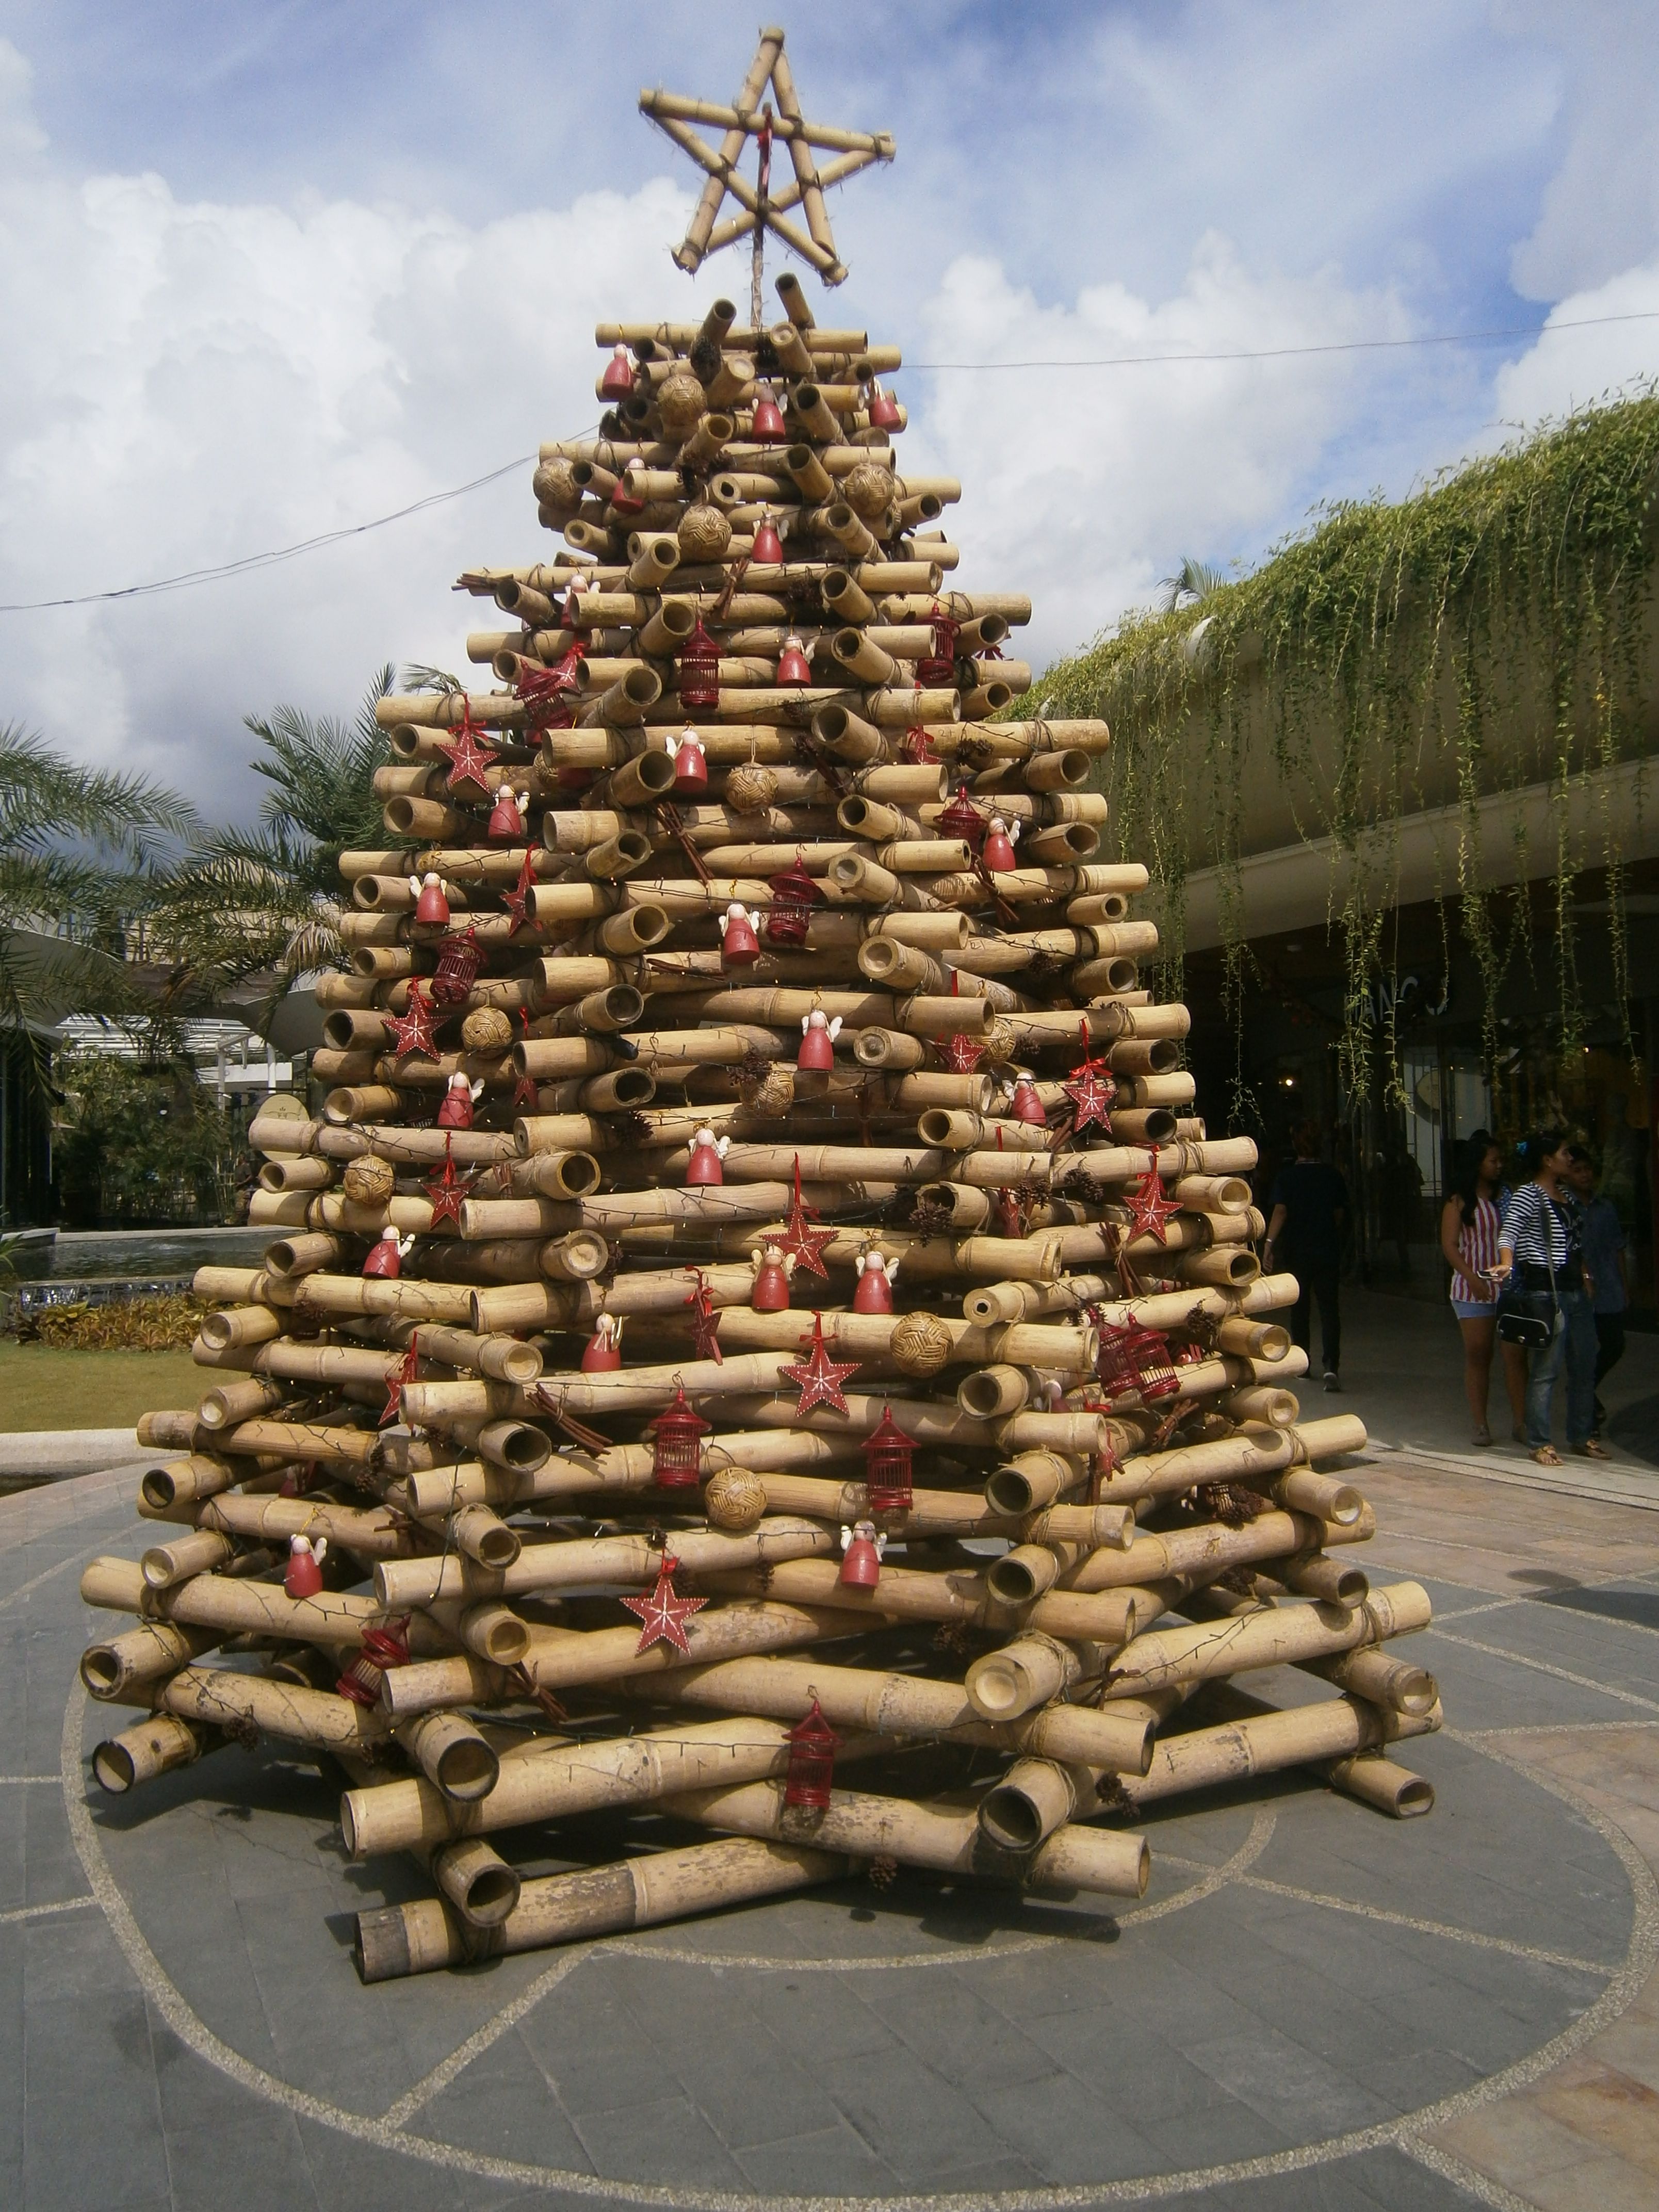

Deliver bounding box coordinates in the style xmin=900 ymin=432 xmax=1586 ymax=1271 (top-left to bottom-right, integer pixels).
xmin=373 ymin=1518 xmax=837 ymax=1608
xmin=162 ymin=1667 xmax=391 ymax=1749
xmin=1103 ymin=1582 xmax=1432 ymax=1697
xmin=1119 ymin=1693 xmax=1440 ymax=1808
xmin=92 ymin=1714 xmax=212 ymax=1795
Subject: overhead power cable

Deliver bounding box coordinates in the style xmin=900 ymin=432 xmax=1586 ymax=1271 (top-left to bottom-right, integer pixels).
xmin=3 ymin=310 xmax=1654 ymax=615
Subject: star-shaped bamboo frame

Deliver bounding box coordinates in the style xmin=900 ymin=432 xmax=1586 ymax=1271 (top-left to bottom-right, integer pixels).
xmin=640 ymin=27 xmax=893 ymax=288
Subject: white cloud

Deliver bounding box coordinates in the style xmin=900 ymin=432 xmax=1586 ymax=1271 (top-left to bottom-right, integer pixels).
xmin=907 ymin=239 xmax=1411 ymax=669
xmin=1492 ymin=258 xmax=1659 ymax=424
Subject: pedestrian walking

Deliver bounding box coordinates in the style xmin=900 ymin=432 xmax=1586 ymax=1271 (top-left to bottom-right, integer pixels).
xmin=1491 ymin=1128 xmax=1604 ymax=1467
xmin=1567 ymin=1145 xmax=1631 ymax=1437
xmin=1264 ymin=1123 xmax=1348 ymax=1391
xmin=1438 ymin=1129 xmax=1525 ymax=1446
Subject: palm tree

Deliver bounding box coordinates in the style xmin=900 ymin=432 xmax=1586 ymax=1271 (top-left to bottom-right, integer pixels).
xmin=1157 ymin=556 xmax=1231 ymax=613
xmin=147 ymin=667 xmax=393 ymax=1010
xmin=0 ymin=722 xmax=200 ymax=1050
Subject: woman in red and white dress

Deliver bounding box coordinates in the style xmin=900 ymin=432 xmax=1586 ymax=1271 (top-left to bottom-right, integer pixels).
xmin=1439 ymin=1130 xmax=1523 ymax=1445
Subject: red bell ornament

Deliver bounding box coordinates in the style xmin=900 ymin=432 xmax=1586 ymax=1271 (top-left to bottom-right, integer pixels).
xmin=648 ymin=1385 xmax=710 ymax=1489
xmin=581 ymin=1315 xmax=623 ymax=1373
xmin=783 ymin=1696 xmax=839 ymax=1811
xmin=1009 ymin=1074 xmax=1048 ymax=1127
xmin=677 ymin=619 xmax=721 ymax=712
xmin=852 ymin=1250 xmax=898 ymax=1314
xmin=672 ymin=730 xmax=708 ymax=793
xmin=982 ymin=816 xmax=1019 ymax=872
xmin=721 ymin=903 xmax=761 ymax=968
xmin=750 ymin=1241 xmax=796 ymax=1312
xmin=599 ymin=343 xmax=636 ymax=399
xmin=752 ymin=508 xmax=784 ymax=565
xmin=861 ymin=1405 xmax=915 ymax=1516
xmin=362 ymin=1228 xmax=411 ymax=1280
xmin=284 ymin=1534 xmax=326 ymax=1601
xmin=751 ymin=387 xmax=786 ymax=443
xmin=839 ymin=1519 xmax=886 ymax=1589
xmin=866 ymin=381 xmax=902 ymax=431
xmin=436 ymin=1072 xmax=480 ymax=1130
xmin=487 ymin=787 xmax=527 ymax=841
xmin=776 ymin=632 xmax=812 ymax=687
xmin=410 ymin=871 xmax=450 ymax=928
xmin=686 ymin=1127 xmax=730 ymax=1185
xmin=797 ymin=1009 xmax=841 ymax=1070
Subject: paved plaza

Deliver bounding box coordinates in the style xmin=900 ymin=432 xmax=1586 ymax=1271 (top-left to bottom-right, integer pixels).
xmin=2 ymin=1414 xmax=1657 ymax=2210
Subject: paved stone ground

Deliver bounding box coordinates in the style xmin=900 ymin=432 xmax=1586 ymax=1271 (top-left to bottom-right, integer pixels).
xmin=3 ymin=1449 xmax=1658 ymax=2211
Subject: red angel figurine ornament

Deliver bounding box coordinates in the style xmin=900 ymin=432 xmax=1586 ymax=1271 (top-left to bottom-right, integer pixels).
xmin=750 ymin=1241 xmax=797 ymax=1312
xmin=487 ymin=787 xmax=528 ymax=841
xmin=686 ymin=1127 xmax=731 ymax=1185
xmin=580 ymin=1314 xmax=623 ymax=1372
xmin=436 ymin=1072 xmax=484 ymax=1130
xmin=363 ymin=1227 xmax=415 ymax=1279
xmin=671 ymin=729 xmax=708 ymax=793
xmin=982 ymin=816 xmax=1020 ymax=872
xmin=409 ymin=871 xmax=450 ymax=927
xmin=721 ymin=903 xmax=762 ymax=968
xmin=1005 ymin=1072 xmax=1049 ymax=1126
xmin=839 ymin=1519 xmax=887 ymax=1588
xmin=284 ymin=1534 xmax=326 ymax=1600
xmin=852 ymin=1249 xmax=900 ymax=1315
xmin=798 ymin=1009 xmax=842 ymax=1071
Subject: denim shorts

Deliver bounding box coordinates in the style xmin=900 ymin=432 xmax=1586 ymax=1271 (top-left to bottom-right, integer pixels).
xmin=1451 ymin=1296 xmax=1498 ymax=1322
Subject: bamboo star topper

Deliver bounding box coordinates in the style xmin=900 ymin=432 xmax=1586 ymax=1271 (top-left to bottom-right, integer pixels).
xmin=640 ymin=25 xmax=893 ymax=314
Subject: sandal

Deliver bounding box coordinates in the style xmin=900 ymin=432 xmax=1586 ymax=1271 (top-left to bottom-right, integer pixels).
xmin=1573 ymin=1439 xmax=1611 ymax=1459
xmin=1532 ymin=1445 xmax=1563 ymax=1467
xmin=1471 ymin=1428 xmax=1493 ymax=1447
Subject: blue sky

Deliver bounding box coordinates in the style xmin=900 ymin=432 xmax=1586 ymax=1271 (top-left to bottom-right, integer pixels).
xmin=1 ymin=1 xmax=1655 ymax=818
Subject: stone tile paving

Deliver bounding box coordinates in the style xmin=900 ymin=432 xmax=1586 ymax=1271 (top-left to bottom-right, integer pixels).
xmin=2 ymin=1450 xmax=1657 ymax=2208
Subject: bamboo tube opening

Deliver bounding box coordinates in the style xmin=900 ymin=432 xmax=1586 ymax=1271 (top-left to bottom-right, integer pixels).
xmin=965 ymin=1635 xmax=1069 ymax=1720
xmin=399 ymin=1711 xmax=501 ymax=1802
xmin=551 ymin=985 xmax=643 ymax=1035
xmin=627 ymin=537 xmax=680 ymax=588
xmin=978 ymin=1758 xmax=1077 ymax=1851
xmin=81 ymin=1555 xmax=149 ymax=1612
xmin=452 ymin=1503 xmax=522 ymax=1570
xmin=822 ymin=570 xmax=874 ymax=623
xmin=578 ymin=1067 xmax=657 ymax=1111
xmin=1325 ymin=1754 xmax=1435 ymax=1818
xmin=607 ymin=749 xmax=677 ymax=807
xmin=985 ymin=1542 xmax=1061 ymax=1603
xmin=355 ymin=1898 xmax=462 ymax=1983
xmin=141 ymin=1531 xmax=235 ymax=1590
xmin=92 ymin=1715 xmax=205 ymax=1796
xmin=852 ymin=1028 xmax=924 ymax=1070
xmin=463 ymin=1601 xmax=530 ymax=1665
xmin=139 ymin=1456 xmax=232 ymax=1514
xmin=596 ymin=904 xmax=671 ymax=955
xmin=984 ymin=1452 xmax=1076 ymax=1515
xmin=540 ymin=1229 xmax=612 ymax=1281
xmin=521 ymin=1149 xmax=604 ymax=1199
xmin=1282 ymin=1554 xmax=1369 ymax=1607
xmin=957 ymin=1365 xmax=1029 ymax=1419
xmin=1184 ymin=1248 xmax=1260 ymax=1286
xmin=473 ymin=1421 xmax=552 ymax=1473
xmin=1276 ymin=1467 xmax=1363 ymax=1523
xmin=434 ymin=1837 xmax=523 ymax=1927
xmin=916 ymin=1180 xmax=991 ymax=1230
xmin=585 ymin=830 xmax=652 ymax=880
xmin=264 ymin=1233 xmax=339 ymax=1280
xmin=1023 ymin=749 xmax=1090 ymax=792
xmin=811 ymin=703 xmax=882 ymax=764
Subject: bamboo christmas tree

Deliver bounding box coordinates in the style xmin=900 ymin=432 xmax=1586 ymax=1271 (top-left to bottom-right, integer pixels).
xmin=84 ymin=30 xmax=1438 ymax=1985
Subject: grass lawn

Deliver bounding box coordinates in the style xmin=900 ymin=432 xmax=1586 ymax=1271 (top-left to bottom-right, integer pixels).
xmin=0 ymin=1339 xmax=202 ymax=1431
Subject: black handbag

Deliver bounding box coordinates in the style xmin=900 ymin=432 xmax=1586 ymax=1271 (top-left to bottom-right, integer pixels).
xmin=1495 ymin=1196 xmax=1559 ymax=1348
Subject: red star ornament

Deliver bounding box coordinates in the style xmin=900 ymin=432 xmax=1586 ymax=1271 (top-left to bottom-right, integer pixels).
xmin=380 ymin=1335 xmax=421 ymax=1428
xmin=780 ymin=1156 xmax=835 ymax=1279
xmin=779 ymin=1312 xmax=861 ymax=1419
xmin=1062 ymin=1026 xmax=1118 ymax=1135
xmin=424 ymin=1137 xmax=473 ymax=1228
xmin=621 ymin=1554 xmax=707 ymax=1655
xmin=684 ymin=1270 xmax=724 ymax=1364
xmin=440 ymin=714 xmax=499 ymax=793
xmin=386 ymin=984 xmax=439 ymax=1061
xmin=938 ymin=1032 xmax=985 ymax=1075
xmin=501 ymin=848 xmax=538 ymax=935
xmin=511 ymin=1008 xmax=540 ymax=1109
xmin=1123 ymin=1164 xmax=1183 ymax=1244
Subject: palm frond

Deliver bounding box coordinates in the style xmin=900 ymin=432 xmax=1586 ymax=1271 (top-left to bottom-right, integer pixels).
xmin=1156 ymin=557 xmax=1231 ymax=614
xmin=0 ymin=723 xmax=202 ymax=865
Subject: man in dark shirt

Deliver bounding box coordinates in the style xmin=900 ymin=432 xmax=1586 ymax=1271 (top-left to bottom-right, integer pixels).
xmin=1264 ymin=1125 xmax=1349 ymax=1390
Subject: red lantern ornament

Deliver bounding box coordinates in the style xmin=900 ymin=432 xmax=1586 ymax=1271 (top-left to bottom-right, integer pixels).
xmin=487 ymin=786 xmax=527 ymax=841
xmin=678 ymin=620 xmax=721 ymax=712
xmin=648 ymin=1385 xmax=710 ymax=1489
xmin=752 ymin=508 xmax=784 ymax=565
xmin=866 ymin=381 xmax=902 ymax=431
xmin=797 ymin=1009 xmax=841 ymax=1071
xmin=861 ymin=1405 xmax=915 ymax=1516
xmin=982 ymin=815 xmax=1019 ymax=872
xmin=721 ymin=902 xmax=761 ymax=968
xmin=672 ymin=729 xmax=708 ymax=793
xmin=581 ymin=1314 xmax=622 ymax=1373
xmin=783 ymin=1696 xmax=839 ymax=1810
xmin=750 ymin=1241 xmax=795 ymax=1312
xmin=336 ymin=1619 xmax=410 ymax=1706
xmin=410 ymin=872 xmax=450 ymax=928
xmin=938 ymin=782 xmax=988 ymax=853
xmin=779 ymin=1312 xmax=861 ymax=1418
xmin=284 ymin=1534 xmax=326 ymax=1600
xmin=600 ymin=343 xmax=636 ymax=399
xmin=1008 ymin=1073 xmax=1049 ymax=1127
xmin=852 ymin=1250 xmax=898 ymax=1314
xmin=622 ymin=1553 xmax=707 ymax=1654
xmin=918 ymin=608 xmax=962 ymax=687
xmin=776 ymin=632 xmax=812 ymax=687
xmin=1095 ymin=1318 xmax=1182 ymax=1404
xmin=751 ymin=387 xmax=786 ymax=443
xmin=686 ymin=1126 xmax=729 ymax=1185
xmin=765 ymin=853 xmax=821 ymax=949
xmin=362 ymin=1227 xmax=411 ymax=1280
xmin=430 ymin=926 xmax=483 ymax=1007
xmin=839 ymin=1518 xmax=885 ymax=1588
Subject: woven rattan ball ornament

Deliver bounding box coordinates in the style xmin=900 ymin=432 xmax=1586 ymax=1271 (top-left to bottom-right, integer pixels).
xmin=343 ymin=1155 xmax=397 ymax=1208
xmin=677 ymin=503 xmax=732 ymax=561
xmin=891 ymin=1311 xmax=952 ymax=1378
xmin=532 ymin=458 xmax=580 ymax=510
xmin=842 ymin=461 xmax=897 ymax=519
xmin=461 ymin=1006 xmax=514 ymax=1055
xmin=657 ymin=370 xmax=707 ymax=433
xmin=740 ymin=1063 xmax=795 ymax=1117
xmin=981 ymin=1017 xmax=1018 ymax=1066
xmin=704 ymin=1466 xmax=768 ymax=1532
xmin=725 ymin=761 xmax=778 ymax=812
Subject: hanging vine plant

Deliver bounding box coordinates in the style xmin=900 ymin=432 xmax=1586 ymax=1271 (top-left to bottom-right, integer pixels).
xmin=1013 ymin=390 xmax=1659 ymax=1112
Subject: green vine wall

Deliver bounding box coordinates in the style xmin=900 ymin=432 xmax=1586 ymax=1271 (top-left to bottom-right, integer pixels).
xmin=1015 ymin=392 xmax=1659 ymax=1109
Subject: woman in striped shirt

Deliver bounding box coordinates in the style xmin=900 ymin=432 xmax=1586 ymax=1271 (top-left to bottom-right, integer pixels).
xmin=1439 ymin=1131 xmax=1524 ymax=1445
xmin=1491 ymin=1127 xmax=1604 ymax=1466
